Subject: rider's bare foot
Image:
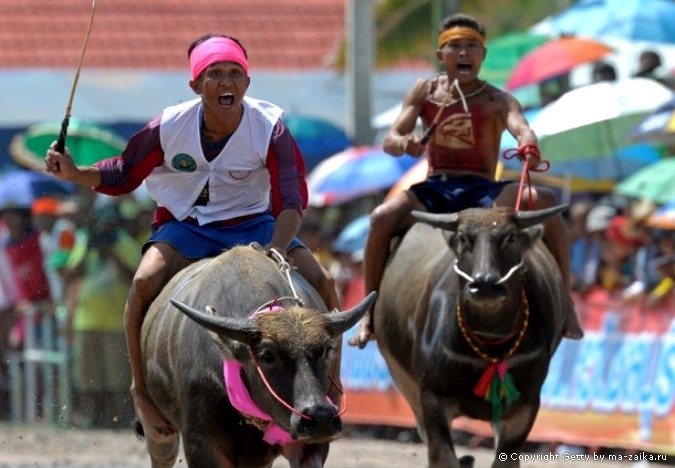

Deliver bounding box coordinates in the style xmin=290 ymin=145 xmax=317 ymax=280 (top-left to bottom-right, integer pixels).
xmin=348 ymin=315 xmax=375 ymax=349
xmin=132 ymin=386 xmax=177 ymax=440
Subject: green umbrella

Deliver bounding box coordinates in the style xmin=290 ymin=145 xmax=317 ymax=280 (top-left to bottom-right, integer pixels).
xmin=9 ymin=118 xmax=127 ymax=171
xmin=615 ymin=157 xmax=675 ymax=204
xmin=479 ymin=31 xmax=549 ymax=89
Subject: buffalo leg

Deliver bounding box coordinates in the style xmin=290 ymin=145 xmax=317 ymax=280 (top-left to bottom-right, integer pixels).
xmin=459 ymin=455 xmax=476 ymax=468
xmin=491 ymin=401 xmax=540 ymax=468
xmin=144 ymin=433 xmax=180 ymax=468
xmin=420 ymin=390 xmax=462 ymax=468
xmin=282 ymin=442 xmax=330 ymax=468
xmin=182 ymin=432 xmax=236 ymax=468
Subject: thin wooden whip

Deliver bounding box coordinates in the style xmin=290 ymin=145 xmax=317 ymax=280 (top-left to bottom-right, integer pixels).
xmin=55 ymin=0 xmax=98 ymax=154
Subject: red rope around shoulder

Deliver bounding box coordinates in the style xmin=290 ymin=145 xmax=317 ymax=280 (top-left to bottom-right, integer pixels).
xmin=502 ymin=144 xmax=550 ymax=210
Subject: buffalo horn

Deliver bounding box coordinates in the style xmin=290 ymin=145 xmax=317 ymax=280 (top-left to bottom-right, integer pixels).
xmin=325 ymin=291 xmax=377 ymax=337
xmin=411 ymin=210 xmax=460 ymax=231
xmin=515 ymin=204 xmax=568 ymax=229
xmin=169 ymin=299 xmax=259 ymax=345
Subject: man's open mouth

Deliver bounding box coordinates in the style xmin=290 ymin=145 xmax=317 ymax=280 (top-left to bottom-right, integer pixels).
xmin=457 ymin=63 xmax=473 ymax=74
xmin=218 ymin=93 xmax=235 ymax=106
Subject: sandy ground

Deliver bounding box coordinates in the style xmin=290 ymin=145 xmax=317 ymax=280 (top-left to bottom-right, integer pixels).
xmin=0 ymin=423 xmax=670 ymax=467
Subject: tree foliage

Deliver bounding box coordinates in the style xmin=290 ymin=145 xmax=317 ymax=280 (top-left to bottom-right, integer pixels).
xmin=333 ymin=0 xmax=572 ymax=70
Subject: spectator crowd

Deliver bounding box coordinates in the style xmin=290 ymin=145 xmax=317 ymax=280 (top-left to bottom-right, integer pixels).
xmin=0 ymin=183 xmax=154 ymax=428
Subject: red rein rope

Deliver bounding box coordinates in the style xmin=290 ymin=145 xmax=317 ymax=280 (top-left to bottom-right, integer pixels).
xmin=502 ymin=144 xmax=550 ymax=210
xmin=252 ymin=355 xmax=347 ymax=420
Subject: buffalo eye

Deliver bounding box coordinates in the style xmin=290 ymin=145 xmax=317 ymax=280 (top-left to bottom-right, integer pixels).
xmin=454 ymin=232 xmax=468 ymax=249
xmin=502 ymin=232 xmax=517 ymax=248
xmin=315 ymin=345 xmax=335 ymax=361
xmin=257 ymin=348 xmax=276 ymax=366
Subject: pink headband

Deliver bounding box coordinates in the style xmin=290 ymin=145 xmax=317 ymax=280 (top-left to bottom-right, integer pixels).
xmin=190 ymin=37 xmax=249 ymax=80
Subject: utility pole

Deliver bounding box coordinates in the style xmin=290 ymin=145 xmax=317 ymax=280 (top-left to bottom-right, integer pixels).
xmin=345 ymin=0 xmax=374 ymax=145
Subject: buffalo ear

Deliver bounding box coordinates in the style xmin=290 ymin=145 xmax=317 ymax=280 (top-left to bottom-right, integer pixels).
xmin=170 ymin=299 xmax=260 ymax=345
xmin=325 ymin=291 xmax=377 ymax=337
xmin=521 ymin=225 xmax=544 ymax=248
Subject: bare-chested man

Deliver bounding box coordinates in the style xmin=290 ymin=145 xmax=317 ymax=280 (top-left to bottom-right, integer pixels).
xmin=349 ymin=12 xmax=583 ymax=348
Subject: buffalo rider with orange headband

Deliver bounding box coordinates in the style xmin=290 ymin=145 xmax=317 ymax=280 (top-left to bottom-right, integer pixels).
xmin=45 ymin=34 xmax=340 ymax=438
xmin=350 ymin=13 xmax=583 ymax=348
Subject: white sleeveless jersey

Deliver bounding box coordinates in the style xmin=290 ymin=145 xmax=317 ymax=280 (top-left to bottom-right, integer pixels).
xmin=145 ymin=96 xmax=283 ymax=225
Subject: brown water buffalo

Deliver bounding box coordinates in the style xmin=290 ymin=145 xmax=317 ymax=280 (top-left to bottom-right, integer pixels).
xmin=374 ymin=205 xmax=569 ymax=468
xmin=140 ymin=245 xmax=376 ymax=467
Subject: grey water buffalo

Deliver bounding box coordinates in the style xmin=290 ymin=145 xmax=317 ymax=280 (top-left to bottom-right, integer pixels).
xmin=374 ymin=205 xmax=569 ymax=468
xmin=140 ymin=245 xmax=375 ymax=467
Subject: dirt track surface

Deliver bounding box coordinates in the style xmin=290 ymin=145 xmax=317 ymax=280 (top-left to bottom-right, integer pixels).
xmin=0 ymin=423 xmax=665 ymax=467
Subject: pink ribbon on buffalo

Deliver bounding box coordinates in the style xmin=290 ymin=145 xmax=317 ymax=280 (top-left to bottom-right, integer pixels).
xmin=223 ymin=360 xmax=293 ymax=446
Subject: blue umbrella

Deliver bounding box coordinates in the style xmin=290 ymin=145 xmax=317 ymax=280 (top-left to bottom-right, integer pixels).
xmin=0 ymin=169 xmax=74 ymax=210
xmin=307 ymin=146 xmax=418 ymax=207
xmin=332 ymin=215 xmax=370 ymax=256
xmin=532 ymin=0 xmax=675 ymax=44
xmin=283 ymin=115 xmax=352 ymax=172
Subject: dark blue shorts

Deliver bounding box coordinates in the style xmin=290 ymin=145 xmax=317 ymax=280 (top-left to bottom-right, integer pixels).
xmin=409 ymin=175 xmax=510 ymax=214
xmin=144 ymin=213 xmax=305 ymax=260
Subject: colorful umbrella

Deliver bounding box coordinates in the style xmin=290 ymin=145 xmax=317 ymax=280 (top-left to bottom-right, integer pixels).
xmin=615 ymin=158 xmax=675 ymax=204
xmin=307 ymin=146 xmax=418 ymax=207
xmin=0 ymin=169 xmax=75 ymax=210
xmin=629 ymin=97 xmax=675 ymax=146
xmin=528 ymin=78 xmax=672 ymax=177
xmin=331 ymin=214 xmax=370 ymax=256
xmin=498 ymin=105 xmax=657 ymax=189
xmin=479 ymin=31 xmax=549 ymax=88
xmin=531 ymin=0 xmax=675 ymax=44
xmin=501 ymin=140 xmax=661 ymax=183
xmin=648 ymin=199 xmax=675 ymax=230
xmin=505 ymin=36 xmax=612 ymax=91
xmin=9 ymin=118 xmax=127 ymax=172
xmin=283 ymin=115 xmax=352 ymax=172
xmin=386 ymin=158 xmax=428 ymax=200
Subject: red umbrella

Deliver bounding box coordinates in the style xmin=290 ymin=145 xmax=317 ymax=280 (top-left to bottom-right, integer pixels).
xmin=506 ymin=37 xmax=613 ymax=91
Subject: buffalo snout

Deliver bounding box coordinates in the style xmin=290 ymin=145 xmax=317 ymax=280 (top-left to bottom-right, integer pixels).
xmin=291 ymin=403 xmax=342 ymax=442
xmin=467 ymin=273 xmax=507 ymax=300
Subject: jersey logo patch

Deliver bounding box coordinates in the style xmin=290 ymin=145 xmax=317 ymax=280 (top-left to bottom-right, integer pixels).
xmin=171 ymin=153 xmax=198 ymax=172
xmin=436 ymin=112 xmax=475 ymax=149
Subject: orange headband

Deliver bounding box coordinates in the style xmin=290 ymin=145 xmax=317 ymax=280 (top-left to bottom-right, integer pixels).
xmin=438 ymin=27 xmax=485 ymax=48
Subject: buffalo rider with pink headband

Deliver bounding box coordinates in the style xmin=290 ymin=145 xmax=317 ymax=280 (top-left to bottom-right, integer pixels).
xmin=350 ymin=13 xmax=584 ymax=348
xmin=45 ymin=33 xmax=340 ymax=439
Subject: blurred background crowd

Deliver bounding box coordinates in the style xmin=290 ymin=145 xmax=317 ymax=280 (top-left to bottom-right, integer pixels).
xmin=0 ymin=180 xmax=154 ymax=428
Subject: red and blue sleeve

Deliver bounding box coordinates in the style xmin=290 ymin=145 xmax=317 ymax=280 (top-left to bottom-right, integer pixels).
xmin=267 ymin=120 xmax=308 ymax=217
xmin=94 ymin=116 xmax=165 ymax=196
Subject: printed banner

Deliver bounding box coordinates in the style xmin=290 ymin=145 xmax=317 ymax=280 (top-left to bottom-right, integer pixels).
xmin=340 ymin=290 xmax=675 ymax=454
